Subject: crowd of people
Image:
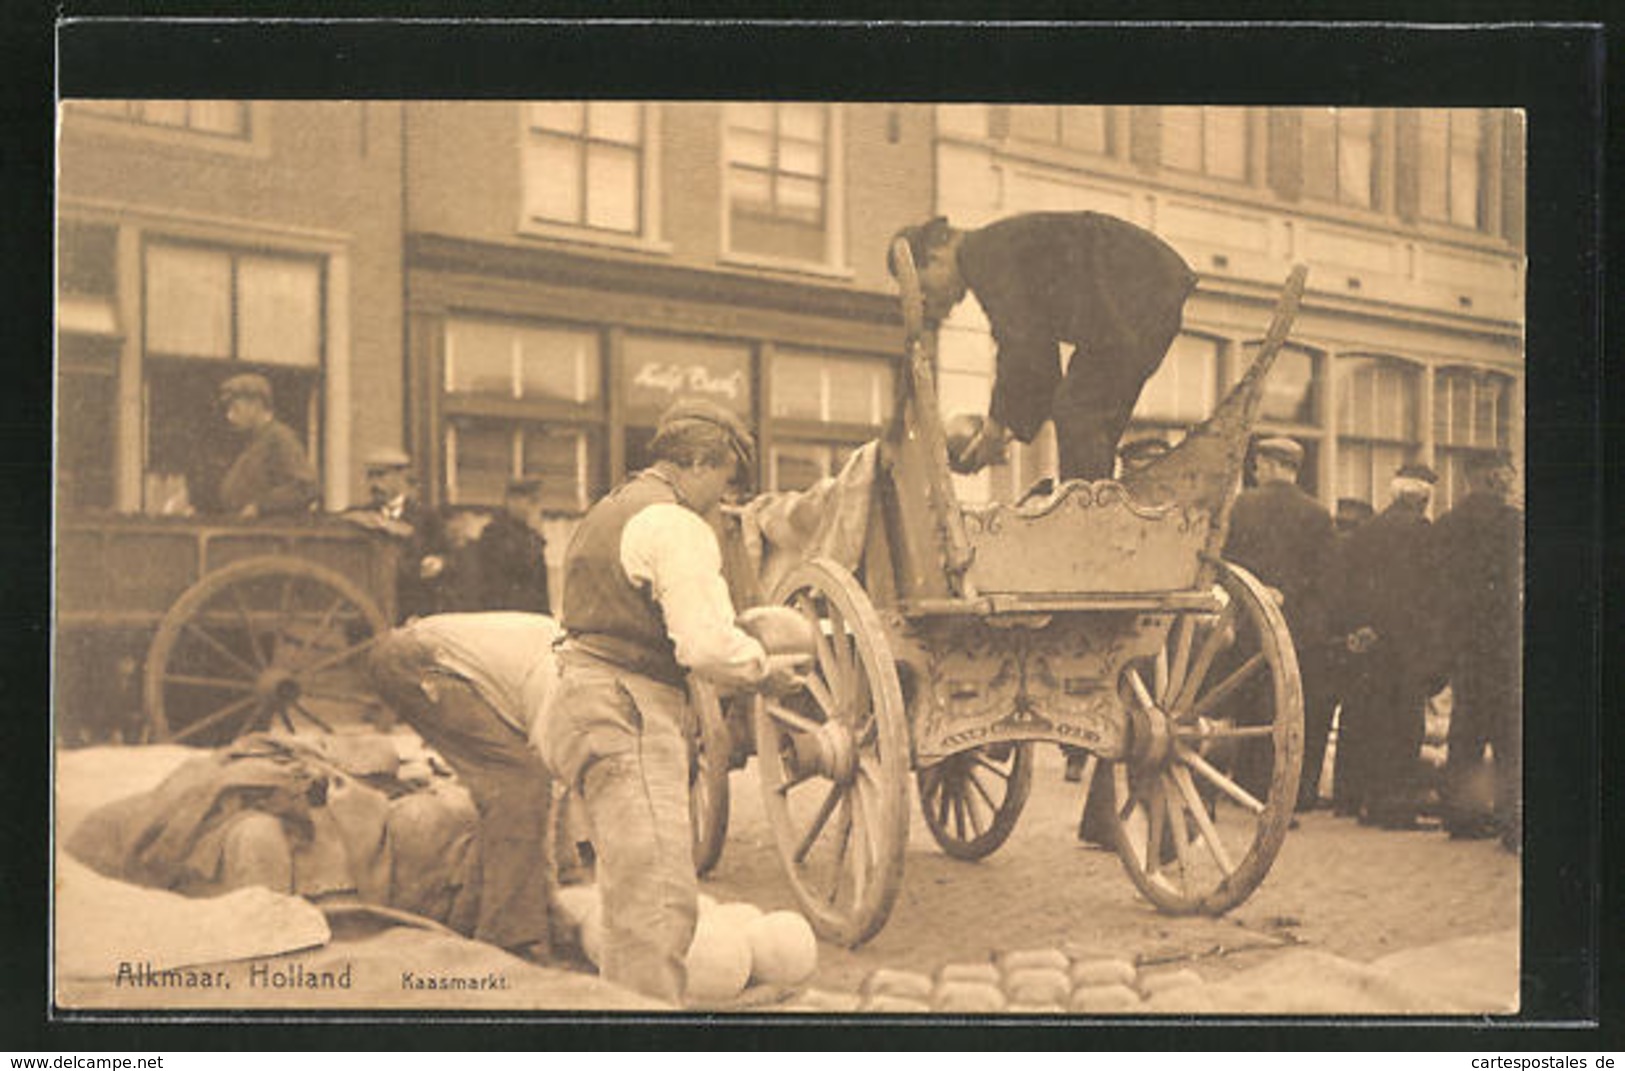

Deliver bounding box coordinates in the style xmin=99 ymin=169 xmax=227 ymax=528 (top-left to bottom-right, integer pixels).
xmin=1224 ymin=436 xmax=1523 ymax=854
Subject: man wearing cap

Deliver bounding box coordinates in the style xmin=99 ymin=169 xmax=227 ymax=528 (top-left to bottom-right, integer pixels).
xmin=1222 ymin=436 xmax=1337 ymax=809
xmin=344 ymin=449 xmax=453 ymax=622
xmin=216 ymin=373 xmax=319 ymax=519
xmin=1329 ymin=462 xmax=1443 ymax=828
xmin=367 ymin=612 xmax=563 ymax=965
xmin=535 ymin=398 xmax=803 ymax=1004
xmin=474 ymin=477 xmax=551 ymax=615
xmin=891 ymin=212 xmax=1197 ymax=481
xmin=1429 ymin=452 xmax=1522 ymax=851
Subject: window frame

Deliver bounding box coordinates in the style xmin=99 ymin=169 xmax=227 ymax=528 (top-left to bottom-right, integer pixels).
xmin=1416 ymin=108 xmax=1487 ymax=230
xmin=63 ymin=100 xmax=271 ymax=159
xmin=1334 ymin=352 xmax=1424 ymax=510
xmin=1301 ymin=107 xmax=1382 ymax=212
xmin=720 ymin=103 xmax=850 ymax=276
xmin=1160 ymin=106 xmax=1253 ymax=184
xmin=517 ymin=102 xmax=667 ymax=251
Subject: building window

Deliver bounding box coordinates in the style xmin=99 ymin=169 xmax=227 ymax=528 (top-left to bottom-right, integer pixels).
xmin=1433 ymin=366 xmax=1512 ymax=510
xmin=621 ymin=333 xmax=755 ymax=477
xmin=523 ymin=102 xmax=645 ymax=234
xmin=71 ymin=100 xmax=251 ymax=139
xmin=57 ymin=222 xmax=121 ymax=512
xmin=141 ymin=240 xmax=324 ymax=514
xmin=1336 ymin=354 xmax=1420 ymax=510
xmin=1131 ymin=333 xmax=1223 ymax=440
xmin=1303 ymin=107 xmax=1377 ymax=209
xmin=725 ymin=103 xmax=835 ymax=263
xmin=442 ymin=317 xmax=605 ymax=513
xmin=1244 ymin=341 xmax=1324 ymax=492
xmin=1417 ymin=109 xmax=1484 ymax=229
xmin=1161 ymin=106 xmax=1249 ymax=182
xmin=769 ymin=348 xmax=894 ymax=491
xmin=1005 ymin=105 xmax=1112 ymax=155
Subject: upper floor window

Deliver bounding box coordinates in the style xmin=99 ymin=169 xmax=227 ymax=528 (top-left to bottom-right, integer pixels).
xmin=523 ymin=102 xmax=646 ymax=235
xmin=1132 ymin=333 xmax=1222 ymax=433
xmin=1005 ymin=105 xmax=1112 ymax=155
xmin=1303 ymin=107 xmax=1378 ymax=209
xmin=725 ymin=103 xmax=838 ymax=265
xmin=1161 ymin=106 xmax=1249 ymax=182
xmin=1417 ymin=109 xmax=1483 ymax=229
xmin=71 ymin=100 xmax=251 ymax=140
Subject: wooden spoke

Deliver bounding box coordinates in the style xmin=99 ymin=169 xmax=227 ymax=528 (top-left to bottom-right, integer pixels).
xmin=952 ymin=788 xmax=968 ymax=842
xmin=828 ymin=793 xmax=854 ymax=905
xmin=847 ymin=775 xmax=872 ymax=904
xmin=964 ymin=766 xmax=999 ymax=815
xmin=168 ymin=695 xmax=261 ymax=744
xmin=1145 ymin=775 xmax=1167 ymax=878
xmin=297 ymin=632 xmax=383 ymax=678
xmin=793 ymin=783 xmax=845 ymax=864
xmin=1167 ymin=615 xmax=1195 ymax=704
xmin=1126 ymin=666 xmax=1157 ymax=713
xmin=162 ymin=673 xmax=255 ymax=692
xmin=1170 ymin=600 xmax=1238 ymax=715
xmin=1177 ymin=722 xmax=1276 ymax=741
xmin=763 ymin=700 xmax=823 ymax=737
xmin=223 ymin=586 xmax=269 ymax=668
xmin=969 ymin=753 xmax=1012 ymax=781
xmin=181 ymin=622 xmax=260 ymax=679
xmin=291 ymin=699 xmax=335 ymax=734
xmin=1164 ymin=773 xmax=1194 ymax=882
xmin=1172 ymin=765 xmax=1236 ymax=875
xmin=775 ymin=766 xmax=819 ymax=796
xmin=1192 ymin=652 xmax=1266 ymax=720
xmin=1177 ymin=744 xmax=1267 ymax=815
xmin=962 ymin=785 xmax=987 ymax=839
xmin=298 ymin=688 xmax=378 ymax=706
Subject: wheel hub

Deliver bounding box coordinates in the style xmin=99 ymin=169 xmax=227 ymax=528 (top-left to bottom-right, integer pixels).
xmin=785 ymin=719 xmax=858 ymax=784
xmin=255 ymin=668 xmax=301 ymax=707
xmin=1126 ymin=696 xmax=1173 ymax=771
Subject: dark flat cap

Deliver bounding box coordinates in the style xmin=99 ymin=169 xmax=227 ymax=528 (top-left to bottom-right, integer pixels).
xmin=1394 ymin=461 xmax=1439 ymax=483
xmin=657 ymin=397 xmax=757 ymax=469
xmin=219 ymin=373 xmax=272 ymax=403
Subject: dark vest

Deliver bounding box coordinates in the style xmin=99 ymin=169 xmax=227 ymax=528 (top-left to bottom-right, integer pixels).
xmin=559 ymin=471 xmax=685 ymax=684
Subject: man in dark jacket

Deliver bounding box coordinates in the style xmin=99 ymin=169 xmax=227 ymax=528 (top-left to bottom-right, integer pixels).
xmin=216 ymin=374 xmax=319 ymax=518
xmin=1430 ymin=451 xmax=1523 ymax=852
xmin=1221 ymin=436 xmax=1337 ymax=808
xmin=474 ymin=478 xmax=552 ymax=614
xmin=1329 ymin=462 xmax=1442 ymax=828
xmin=342 ymin=449 xmax=454 ymax=622
xmin=892 ymin=212 xmax=1197 ymax=481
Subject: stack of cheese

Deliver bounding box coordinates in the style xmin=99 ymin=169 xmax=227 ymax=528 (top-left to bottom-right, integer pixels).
xmin=553 ymin=887 xmax=819 ymax=1005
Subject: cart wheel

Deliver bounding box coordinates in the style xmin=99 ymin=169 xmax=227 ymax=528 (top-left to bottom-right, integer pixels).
xmin=917 ymin=742 xmax=1034 ymax=860
xmin=688 ymin=678 xmax=731 ymax=878
xmin=753 ymin=557 xmax=909 ymax=948
xmin=1108 ymin=560 xmax=1304 ymax=915
xmin=143 ymin=556 xmax=389 ymax=746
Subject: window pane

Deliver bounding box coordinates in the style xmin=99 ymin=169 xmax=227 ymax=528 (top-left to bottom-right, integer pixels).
xmin=523 ymin=136 xmax=584 ymax=223
xmin=59 ymin=221 xmax=117 ymax=296
xmin=1135 ymin=334 xmax=1218 ymax=423
xmin=1008 ymin=106 xmax=1060 ymax=144
xmin=728 ymin=128 xmax=773 ymax=169
xmin=770 ymin=353 xmax=824 ymax=421
xmin=1161 ymin=107 xmax=1203 ymax=172
xmin=521 ymin=426 xmax=598 ymax=513
xmin=1257 ymin=346 xmax=1317 ymax=424
xmin=1417 ymin=110 xmax=1451 ymax=220
xmin=446 ymin=320 xmax=517 ymax=397
xmin=1203 ymin=108 xmax=1248 ymax=180
xmin=1338 ymin=108 xmax=1375 ymax=207
xmin=528 ymin=102 xmax=584 ymax=134
xmin=145 ymin=244 xmax=231 ymax=358
xmin=730 ymin=167 xmax=772 ymax=209
xmin=1301 ymin=109 xmax=1338 ymax=202
xmin=57 ymin=336 xmax=119 ymax=511
xmin=587 ymin=102 xmax=640 ymax=144
xmin=1449 ymin=112 xmax=1482 ymax=228
xmin=1059 ymin=106 xmax=1109 ymax=153
xmin=774 ymin=349 xmax=893 ymax=426
xmin=779 ymin=103 xmax=825 ymax=142
xmin=826 ymin=358 xmax=892 ymax=426
xmin=448 ymin=421 xmax=514 ymax=505
xmin=1432 ymin=373 xmax=1455 ymax=442
xmin=777 ymin=176 xmax=824 ymax=221
xmin=779 ymin=136 xmax=825 ymax=178
xmin=585 ymin=144 xmax=639 ymax=232
xmin=189 ymin=101 xmax=247 ymax=137
xmin=1337 ymin=441 xmax=1374 ymax=506
xmin=623 ymin=334 xmax=753 ymax=424
xmin=516 ymin=323 xmax=602 ymax=406
xmin=237 ymin=255 xmax=321 ymax=367
xmin=772 ymin=443 xmax=831 ymax=493
xmin=728 ymin=102 xmax=773 ymax=133
xmin=135 ymin=101 xmax=188 ymax=127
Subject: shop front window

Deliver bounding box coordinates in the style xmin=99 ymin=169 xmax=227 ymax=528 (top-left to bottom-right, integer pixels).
xmin=769 ymin=347 xmax=893 ymax=491
xmin=442 ymin=317 xmax=604 ymax=513
xmin=622 ymin=333 xmax=754 ymax=477
xmin=1131 ymin=333 xmax=1222 ymax=441
xmin=1336 ymin=354 xmax=1420 ymax=510
xmin=141 ymin=240 xmax=323 ymax=515
xmin=1433 ymin=366 xmax=1512 ymax=510
xmin=1242 ymin=341 xmax=1324 ymax=493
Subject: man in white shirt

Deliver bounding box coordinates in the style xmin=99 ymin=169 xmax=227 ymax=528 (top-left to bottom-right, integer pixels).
xmin=536 ymin=398 xmax=790 ymax=1004
xmin=368 ymin=612 xmax=563 ymax=963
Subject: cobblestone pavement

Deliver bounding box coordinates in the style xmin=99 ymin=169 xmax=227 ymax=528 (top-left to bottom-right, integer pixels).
xmin=697 ymin=745 xmax=1520 ymax=1001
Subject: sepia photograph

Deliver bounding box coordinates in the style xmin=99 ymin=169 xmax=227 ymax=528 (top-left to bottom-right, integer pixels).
xmin=49 ymin=92 xmax=1541 ymax=1020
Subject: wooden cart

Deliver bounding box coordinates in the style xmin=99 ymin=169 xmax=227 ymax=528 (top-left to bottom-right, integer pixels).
xmin=55 ymin=515 xmax=398 ymax=746
xmin=696 ymin=251 xmax=1311 ymax=948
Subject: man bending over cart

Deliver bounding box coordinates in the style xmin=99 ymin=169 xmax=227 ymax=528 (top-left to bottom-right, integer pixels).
xmin=892 ymin=212 xmax=1198 ymax=481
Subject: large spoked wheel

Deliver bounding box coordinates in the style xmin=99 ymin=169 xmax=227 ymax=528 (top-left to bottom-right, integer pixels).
xmin=917 ymin=742 xmax=1034 ymax=860
xmin=688 ymin=678 xmax=732 ymax=878
xmin=753 ymin=558 xmax=909 ymax=948
xmin=1108 ymin=560 xmax=1304 ymax=915
xmin=143 ymin=557 xmax=389 ymax=746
